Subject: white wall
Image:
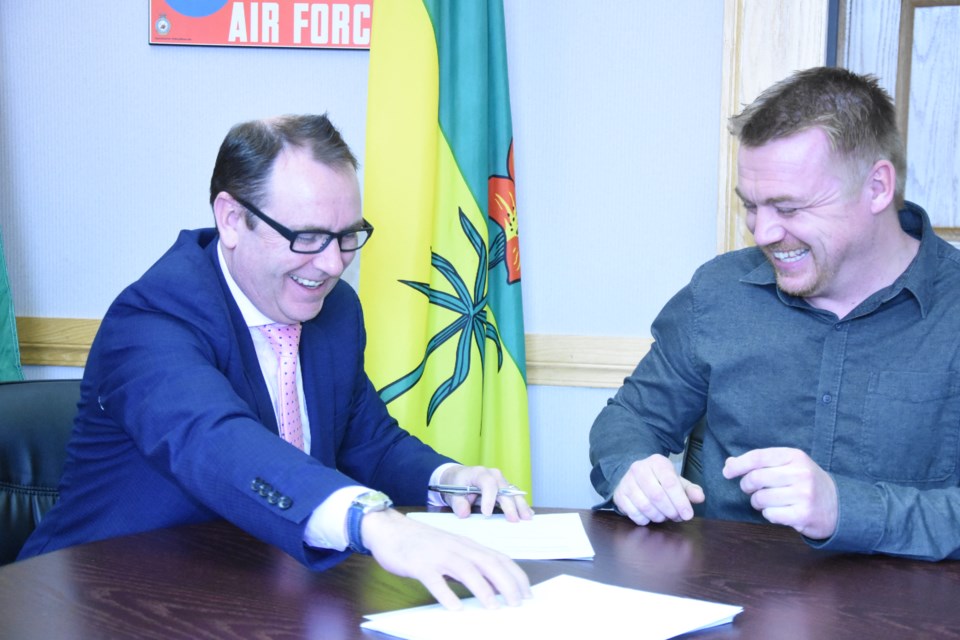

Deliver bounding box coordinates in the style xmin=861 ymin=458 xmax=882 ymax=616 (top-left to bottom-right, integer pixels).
xmin=0 ymin=1 xmax=723 ymax=508
xmin=504 ymin=2 xmax=722 ymax=506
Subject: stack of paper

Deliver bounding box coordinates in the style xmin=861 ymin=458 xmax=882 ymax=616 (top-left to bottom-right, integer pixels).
xmin=405 ymin=512 xmax=594 ymax=560
xmin=361 ymin=574 xmax=743 ymax=639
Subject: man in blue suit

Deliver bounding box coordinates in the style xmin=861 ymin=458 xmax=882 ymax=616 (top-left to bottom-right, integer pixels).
xmin=20 ymin=114 xmax=532 ymax=609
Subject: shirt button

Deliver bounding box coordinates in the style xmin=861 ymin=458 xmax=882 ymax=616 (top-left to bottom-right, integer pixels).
xmin=822 ymin=393 xmax=832 ymax=404
xmin=835 ymin=323 xmax=843 ymax=331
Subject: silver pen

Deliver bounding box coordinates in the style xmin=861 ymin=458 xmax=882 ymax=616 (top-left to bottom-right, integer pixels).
xmin=428 ymin=484 xmax=527 ymax=497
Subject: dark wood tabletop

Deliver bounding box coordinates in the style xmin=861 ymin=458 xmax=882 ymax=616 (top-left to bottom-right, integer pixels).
xmin=1 ymin=508 xmax=958 ymax=639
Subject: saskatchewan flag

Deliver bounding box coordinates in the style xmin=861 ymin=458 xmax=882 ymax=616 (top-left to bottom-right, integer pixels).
xmin=0 ymin=227 xmax=23 ymax=381
xmin=360 ymin=0 xmax=531 ymax=493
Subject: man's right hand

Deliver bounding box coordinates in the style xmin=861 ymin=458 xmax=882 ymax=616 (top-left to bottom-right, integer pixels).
xmin=361 ymin=508 xmax=532 ymax=610
xmin=613 ymin=454 xmax=705 ymax=525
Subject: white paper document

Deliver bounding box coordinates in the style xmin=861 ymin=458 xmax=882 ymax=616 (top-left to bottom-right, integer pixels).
xmin=405 ymin=512 xmax=594 ymax=560
xmin=361 ymin=574 xmax=743 ymax=640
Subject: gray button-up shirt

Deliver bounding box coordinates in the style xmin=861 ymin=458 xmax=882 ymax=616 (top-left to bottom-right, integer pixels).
xmin=590 ymin=202 xmax=960 ymax=560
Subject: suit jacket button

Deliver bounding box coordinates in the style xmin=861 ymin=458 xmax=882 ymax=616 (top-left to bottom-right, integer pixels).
xmin=251 ymin=478 xmax=264 ymax=491
xmin=278 ymin=496 xmax=293 ymax=510
xmin=267 ymin=491 xmax=280 ymax=505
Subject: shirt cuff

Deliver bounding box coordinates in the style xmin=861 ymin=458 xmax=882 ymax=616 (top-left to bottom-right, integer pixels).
xmin=805 ymin=474 xmax=885 ymax=553
xmin=303 ymin=485 xmax=369 ymax=551
xmin=303 ymin=462 xmax=461 ymax=550
xmin=427 ymin=462 xmax=462 ymax=507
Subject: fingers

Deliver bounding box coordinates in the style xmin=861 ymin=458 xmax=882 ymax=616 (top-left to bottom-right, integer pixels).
xmin=750 ymin=484 xmax=835 ymax=539
xmin=364 ymin=510 xmax=531 ymax=610
xmin=500 ymin=493 xmax=534 ymax=522
xmin=442 ymin=465 xmax=534 ymax=521
xmin=722 ymin=447 xmax=795 ymax=479
xmin=411 ymin=546 xmax=519 ymax=610
xmin=474 ymin=470 xmax=503 ymax=516
xmin=418 ymin=572 xmax=467 ymax=611
xmin=682 ymin=477 xmax=706 ymax=505
xmin=447 ymin=494 xmax=476 ymax=519
xmin=724 ymin=448 xmax=814 ymax=495
xmin=722 ymin=448 xmax=839 ymax=539
xmin=453 ymin=491 xmax=534 ymax=522
xmin=417 ymin=551 xmax=511 ymax=610
xmin=442 ymin=545 xmax=530 ymax=608
xmin=613 ymin=455 xmax=701 ymax=525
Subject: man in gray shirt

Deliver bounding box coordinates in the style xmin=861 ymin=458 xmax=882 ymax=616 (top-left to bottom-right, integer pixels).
xmin=590 ymin=66 xmax=960 ymax=560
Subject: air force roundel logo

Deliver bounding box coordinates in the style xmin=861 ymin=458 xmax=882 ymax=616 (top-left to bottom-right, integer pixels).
xmin=155 ymin=14 xmax=171 ymax=35
xmin=165 ymin=0 xmax=230 ymax=18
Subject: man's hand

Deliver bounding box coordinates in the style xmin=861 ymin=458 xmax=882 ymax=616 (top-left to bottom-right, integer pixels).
xmin=613 ymin=454 xmax=704 ymax=525
xmin=362 ymin=509 xmax=532 ymax=610
xmin=438 ymin=465 xmax=534 ymax=522
xmin=722 ymin=447 xmax=838 ymax=540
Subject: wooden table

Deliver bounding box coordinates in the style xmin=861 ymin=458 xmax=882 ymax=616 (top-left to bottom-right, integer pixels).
xmin=1 ymin=508 xmax=958 ymax=639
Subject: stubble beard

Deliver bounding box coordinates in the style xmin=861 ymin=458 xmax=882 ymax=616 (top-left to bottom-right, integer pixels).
xmin=764 ymin=247 xmax=832 ymax=300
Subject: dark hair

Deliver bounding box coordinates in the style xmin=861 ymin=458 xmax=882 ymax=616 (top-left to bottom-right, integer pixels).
xmin=728 ymin=67 xmax=905 ymax=208
xmin=208 ymin=114 xmax=358 ymax=223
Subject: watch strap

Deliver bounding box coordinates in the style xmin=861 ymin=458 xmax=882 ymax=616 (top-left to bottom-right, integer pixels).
xmin=346 ymin=500 xmax=370 ymax=555
xmin=346 ymin=490 xmax=392 ymax=555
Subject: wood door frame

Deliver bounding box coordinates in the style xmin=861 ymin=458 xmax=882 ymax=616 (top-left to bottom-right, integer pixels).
xmin=895 ymin=0 xmax=960 ymax=241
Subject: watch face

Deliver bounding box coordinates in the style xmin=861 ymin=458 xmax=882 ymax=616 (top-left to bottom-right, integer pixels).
xmin=356 ymin=491 xmax=392 ymax=512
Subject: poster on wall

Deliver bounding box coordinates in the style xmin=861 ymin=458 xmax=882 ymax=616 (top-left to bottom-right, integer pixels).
xmin=150 ymin=0 xmax=373 ymax=49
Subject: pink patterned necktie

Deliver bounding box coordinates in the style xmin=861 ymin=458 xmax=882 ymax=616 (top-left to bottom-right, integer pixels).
xmin=258 ymin=323 xmax=305 ymax=452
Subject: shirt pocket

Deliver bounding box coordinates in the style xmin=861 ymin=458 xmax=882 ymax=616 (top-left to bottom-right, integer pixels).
xmin=860 ymin=371 xmax=960 ymax=483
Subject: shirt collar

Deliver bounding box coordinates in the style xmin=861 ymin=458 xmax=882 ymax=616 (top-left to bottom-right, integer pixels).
xmin=217 ymin=240 xmax=274 ymax=328
xmin=894 ymin=201 xmax=937 ymax=317
xmin=739 ymin=202 xmax=937 ymax=317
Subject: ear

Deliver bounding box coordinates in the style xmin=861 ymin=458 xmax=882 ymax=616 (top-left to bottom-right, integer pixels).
xmin=213 ymin=192 xmax=244 ymax=249
xmin=866 ymin=159 xmax=896 ymax=214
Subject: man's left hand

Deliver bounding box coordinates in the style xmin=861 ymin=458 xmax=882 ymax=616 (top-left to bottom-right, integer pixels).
xmin=438 ymin=465 xmax=534 ymax=522
xmin=722 ymin=447 xmax=838 ymax=540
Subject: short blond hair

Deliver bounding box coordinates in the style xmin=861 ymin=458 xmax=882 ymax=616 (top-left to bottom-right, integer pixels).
xmin=729 ymin=67 xmax=906 ymax=208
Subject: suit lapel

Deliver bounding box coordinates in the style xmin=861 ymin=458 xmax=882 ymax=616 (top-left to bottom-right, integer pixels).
xmin=300 ymin=321 xmax=336 ymax=466
xmin=206 ymin=239 xmax=280 ymax=437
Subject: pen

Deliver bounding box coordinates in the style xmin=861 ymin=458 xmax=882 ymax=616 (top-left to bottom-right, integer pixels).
xmin=428 ymin=484 xmax=527 ymax=497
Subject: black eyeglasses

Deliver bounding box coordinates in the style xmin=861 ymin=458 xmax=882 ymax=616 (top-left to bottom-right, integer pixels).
xmin=230 ymin=194 xmax=374 ymax=254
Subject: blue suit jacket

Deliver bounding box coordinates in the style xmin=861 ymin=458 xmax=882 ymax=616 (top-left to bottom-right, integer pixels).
xmin=19 ymin=229 xmax=453 ymax=569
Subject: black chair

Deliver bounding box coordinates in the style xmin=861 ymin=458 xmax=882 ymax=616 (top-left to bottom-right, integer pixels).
xmin=681 ymin=416 xmax=707 ymax=489
xmin=0 ymin=379 xmax=80 ymax=564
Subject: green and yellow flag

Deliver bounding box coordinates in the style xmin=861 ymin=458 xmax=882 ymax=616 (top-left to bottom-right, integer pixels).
xmin=0 ymin=226 xmax=23 ymax=381
xmin=361 ymin=0 xmax=530 ymax=492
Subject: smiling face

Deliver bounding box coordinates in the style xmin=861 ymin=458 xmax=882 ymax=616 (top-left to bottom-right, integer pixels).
xmin=737 ymin=127 xmax=879 ymax=309
xmin=215 ymin=145 xmax=362 ymax=324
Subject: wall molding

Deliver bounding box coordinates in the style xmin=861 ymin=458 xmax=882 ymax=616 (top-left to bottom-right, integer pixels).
xmin=16 ymin=317 xmax=650 ymax=389
xmin=16 ymin=317 xmax=101 ymax=368
xmin=524 ymin=334 xmax=650 ymax=389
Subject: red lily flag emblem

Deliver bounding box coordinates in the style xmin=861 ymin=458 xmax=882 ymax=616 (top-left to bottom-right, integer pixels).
xmin=488 ymin=142 xmax=521 ymax=284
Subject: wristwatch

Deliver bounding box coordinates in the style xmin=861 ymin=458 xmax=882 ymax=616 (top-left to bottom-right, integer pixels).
xmin=346 ymin=490 xmax=393 ymax=555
